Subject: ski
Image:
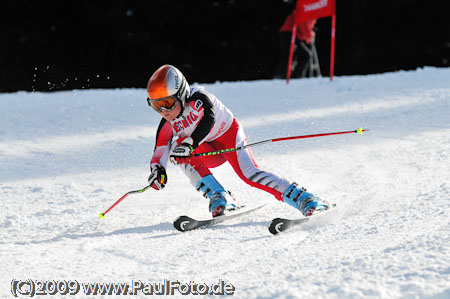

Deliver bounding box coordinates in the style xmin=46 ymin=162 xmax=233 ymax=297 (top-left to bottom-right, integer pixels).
xmin=174 ymin=204 xmax=266 ymax=232
xmin=268 ymin=204 xmax=336 ymax=235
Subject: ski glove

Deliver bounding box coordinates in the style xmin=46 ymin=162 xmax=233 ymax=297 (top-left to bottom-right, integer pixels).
xmin=170 ymin=137 xmax=194 ymax=165
xmin=148 ymin=165 xmax=167 ymax=190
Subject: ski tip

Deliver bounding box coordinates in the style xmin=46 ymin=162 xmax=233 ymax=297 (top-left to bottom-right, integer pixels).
xmin=268 ymin=218 xmax=284 ymax=235
xmin=98 ymin=212 xmax=105 ymax=219
xmin=173 ymin=216 xmax=191 ymax=232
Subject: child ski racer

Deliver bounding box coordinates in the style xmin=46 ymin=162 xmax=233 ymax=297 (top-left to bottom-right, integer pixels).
xmin=146 ymin=65 xmax=329 ymax=217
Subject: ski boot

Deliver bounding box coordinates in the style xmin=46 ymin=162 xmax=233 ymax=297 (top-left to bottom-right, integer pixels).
xmin=282 ymin=183 xmax=329 ymax=216
xmin=196 ymin=175 xmax=239 ymax=217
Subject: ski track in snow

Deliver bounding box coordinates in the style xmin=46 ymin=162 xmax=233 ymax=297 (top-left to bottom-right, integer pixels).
xmin=1 ymin=67 xmax=450 ymax=298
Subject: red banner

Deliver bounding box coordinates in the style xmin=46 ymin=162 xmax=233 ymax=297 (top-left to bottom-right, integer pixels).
xmin=296 ymin=0 xmax=335 ymax=23
xmin=286 ymin=0 xmax=336 ymax=82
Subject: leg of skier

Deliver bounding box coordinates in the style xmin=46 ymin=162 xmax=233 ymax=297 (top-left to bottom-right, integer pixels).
xmin=177 ymin=118 xmax=329 ymax=217
xmin=211 ymin=119 xmax=329 ymax=216
xmin=178 ymin=142 xmax=240 ymax=217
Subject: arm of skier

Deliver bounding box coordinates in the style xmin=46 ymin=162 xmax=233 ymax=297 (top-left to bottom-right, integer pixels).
xmin=189 ymin=92 xmax=215 ymax=148
xmin=149 ymin=118 xmax=173 ymax=190
xmin=170 ymin=93 xmax=215 ymax=164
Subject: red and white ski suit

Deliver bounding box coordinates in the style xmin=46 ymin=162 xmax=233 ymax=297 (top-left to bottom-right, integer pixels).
xmin=150 ymin=87 xmax=291 ymax=200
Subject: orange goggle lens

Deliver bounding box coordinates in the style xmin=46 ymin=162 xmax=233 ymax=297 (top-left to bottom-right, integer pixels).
xmin=147 ymin=96 xmax=177 ymax=112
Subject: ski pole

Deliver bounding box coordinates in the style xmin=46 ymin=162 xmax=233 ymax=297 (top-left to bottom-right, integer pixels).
xmin=194 ymin=127 xmax=368 ymax=157
xmin=99 ymin=184 xmax=152 ymax=219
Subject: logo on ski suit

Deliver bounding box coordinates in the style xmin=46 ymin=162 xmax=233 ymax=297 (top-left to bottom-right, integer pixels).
xmin=173 ymin=112 xmax=199 ymax=133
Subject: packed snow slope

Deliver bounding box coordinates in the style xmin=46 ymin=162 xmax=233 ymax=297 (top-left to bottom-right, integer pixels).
xmin=1 ymin=67 xmax=449 ymax=298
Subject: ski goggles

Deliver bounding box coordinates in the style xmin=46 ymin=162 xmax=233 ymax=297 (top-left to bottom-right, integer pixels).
xmin=147 ymin=96 xmax=178 ymax=113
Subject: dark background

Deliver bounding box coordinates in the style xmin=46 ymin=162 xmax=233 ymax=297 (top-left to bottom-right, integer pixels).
xmin=0 ymin=0 xmax=449 ymax=93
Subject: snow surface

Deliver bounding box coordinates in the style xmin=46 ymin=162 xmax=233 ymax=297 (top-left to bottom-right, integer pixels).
xmin=1 ymin=67 xmax=450 ymax=298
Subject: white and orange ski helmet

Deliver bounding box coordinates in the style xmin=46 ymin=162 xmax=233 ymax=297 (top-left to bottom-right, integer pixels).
xmin=146 ymin=65 xmax=190 ymax=112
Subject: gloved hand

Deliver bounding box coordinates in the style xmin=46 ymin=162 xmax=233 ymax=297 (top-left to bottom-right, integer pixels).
xmin=170 ymin=137 xmax=194 ymax=165
xmin=148 ymin=164 xmax=167 ymax=190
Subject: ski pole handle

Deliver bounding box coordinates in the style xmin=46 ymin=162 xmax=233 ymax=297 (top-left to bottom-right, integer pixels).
xmin=99 ymin=184 xmax=152 ymax=219
xmin=194 ymin=128 xmax=368 ymax=157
